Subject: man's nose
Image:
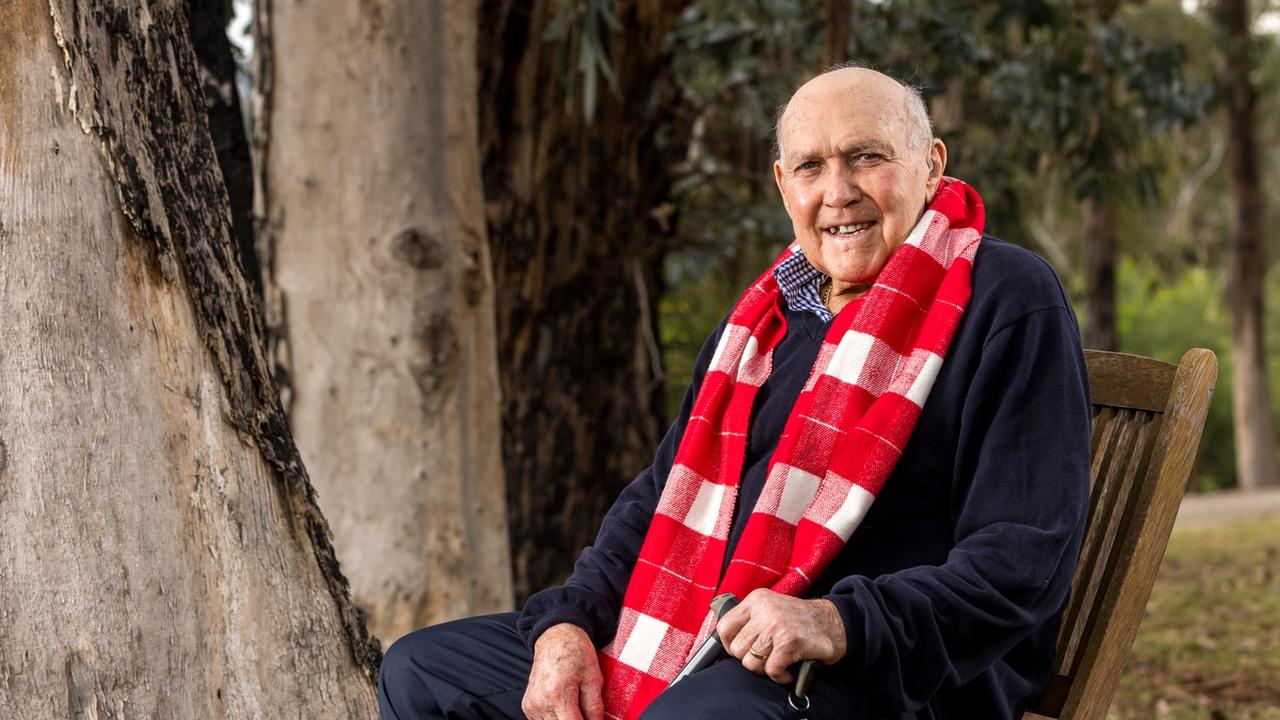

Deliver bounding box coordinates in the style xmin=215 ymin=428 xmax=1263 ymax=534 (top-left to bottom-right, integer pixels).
xmin=824 ymin=164 xmax=862 ymax=207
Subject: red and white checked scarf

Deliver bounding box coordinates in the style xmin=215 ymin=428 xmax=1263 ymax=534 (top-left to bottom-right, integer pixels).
xmin=599 ymin=178 xmax=985 ymax=720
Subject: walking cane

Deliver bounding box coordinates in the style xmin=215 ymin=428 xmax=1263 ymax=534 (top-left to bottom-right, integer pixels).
xmin=670 ymin=593 xmax=818 ymax=719
xmin=669 ymin=593 xmax=740 ymax=685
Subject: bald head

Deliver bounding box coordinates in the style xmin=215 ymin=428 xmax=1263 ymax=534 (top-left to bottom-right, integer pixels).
xmin=775 ymin=67 xmax=933 ymax=163
xmin=770 ymin=65 xmax=947 ymax=292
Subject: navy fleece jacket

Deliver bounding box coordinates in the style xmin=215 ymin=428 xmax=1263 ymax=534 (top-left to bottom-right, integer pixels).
xmin=518 ymin=237 xmax=1092 ymax=719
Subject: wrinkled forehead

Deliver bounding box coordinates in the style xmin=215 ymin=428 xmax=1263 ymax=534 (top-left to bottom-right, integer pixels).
xmin=777 ymin=70 xmax=919 ymax=161
xmin=779 ymin=97 xmax=912 ymax=161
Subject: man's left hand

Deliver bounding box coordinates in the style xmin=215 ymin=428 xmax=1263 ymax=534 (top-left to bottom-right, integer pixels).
xmin=716 ymin=588 xmax=847 ymax=684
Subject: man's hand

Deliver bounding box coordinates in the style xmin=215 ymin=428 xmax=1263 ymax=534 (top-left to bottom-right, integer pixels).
xmin=522 ymin=623 xmax=605 ymax=720
xmin=716 ymin=588 xmax=847 ymax=684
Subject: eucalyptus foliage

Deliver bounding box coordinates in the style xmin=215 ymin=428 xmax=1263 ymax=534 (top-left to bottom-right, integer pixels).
xmin=658 ymin=0 xmax=1206 ymax=405
xmin=542 ymin=0 xmax=1269 ymax=489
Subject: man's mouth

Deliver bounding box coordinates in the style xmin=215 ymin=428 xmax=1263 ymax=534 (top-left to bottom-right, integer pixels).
xmin=825 ymin=221 xmax=874 ymax=236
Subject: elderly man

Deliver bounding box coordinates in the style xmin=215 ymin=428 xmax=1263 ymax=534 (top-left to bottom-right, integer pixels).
xmin=379 ymin=67 xmax=1090 ymax=720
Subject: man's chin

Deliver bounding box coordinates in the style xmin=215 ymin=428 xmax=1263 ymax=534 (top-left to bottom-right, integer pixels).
xmin=820 ymin=247 xmax=887 ymax=280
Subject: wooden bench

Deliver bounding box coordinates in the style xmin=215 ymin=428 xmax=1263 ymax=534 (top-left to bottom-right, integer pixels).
xmin=1026 ymin=348 xmax=1218 ymax=719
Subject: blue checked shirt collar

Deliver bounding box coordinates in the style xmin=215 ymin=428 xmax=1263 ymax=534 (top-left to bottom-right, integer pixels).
xmin=772 ymin=249 xmax=832 ymax=322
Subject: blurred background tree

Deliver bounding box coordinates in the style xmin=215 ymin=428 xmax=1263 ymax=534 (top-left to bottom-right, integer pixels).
xmin=657 ymin=0 xmax=1276 ymax=497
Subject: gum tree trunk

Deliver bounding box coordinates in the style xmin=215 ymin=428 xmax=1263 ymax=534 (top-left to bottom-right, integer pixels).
xmin=1218 ymin=0 xmax=1278 ymax=489
xmin=824 ymin=0 xmax=851 ymax=68
xmin=255 ymin=0 xmax=512 ymax=645
xmin=1081 ymin=195 xmax=1117 ymax=351
xmin=1080 ymin=3 xmax=1119 ymax=352
xmin=478 ymin=0 xmax=694 ymax=602
xmin=0 ymin=1 xmax=378 ymax=717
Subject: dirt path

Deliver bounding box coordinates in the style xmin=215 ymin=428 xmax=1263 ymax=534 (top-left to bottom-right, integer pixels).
xmin=1175 ymin=487 xmax=1280 ymax=528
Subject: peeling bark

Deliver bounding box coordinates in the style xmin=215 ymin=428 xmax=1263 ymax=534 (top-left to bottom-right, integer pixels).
xmin=0 ymin=1 xmax=377 ymax=715
xmin=257 ymin=0 xmax=512 ymax=645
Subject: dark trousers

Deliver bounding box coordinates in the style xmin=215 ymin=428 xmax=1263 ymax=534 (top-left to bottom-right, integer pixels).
xmin=378 ymin=612 xmax=882 ymax=720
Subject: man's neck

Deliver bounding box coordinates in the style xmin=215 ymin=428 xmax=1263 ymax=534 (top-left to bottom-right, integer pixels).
xmin=825 ymin=278 xmax=873 ymax=314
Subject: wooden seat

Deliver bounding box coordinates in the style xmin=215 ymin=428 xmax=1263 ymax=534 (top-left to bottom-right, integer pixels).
xmin=1025 ymin=348 xmax=1218 ymax=719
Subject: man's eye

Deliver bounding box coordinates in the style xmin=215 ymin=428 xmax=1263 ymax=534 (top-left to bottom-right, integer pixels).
xmin=796 ymin=160 xmax=821 ymax=172
xmin=856 ymin=153 xmax=884 ymax=164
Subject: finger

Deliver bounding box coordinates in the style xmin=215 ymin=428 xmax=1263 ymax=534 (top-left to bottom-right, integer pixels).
xmin=553 ymin=684 xmax=585 ymax=720
xmin=546 ymin=700 xmax=582 ymax=720
xmin=526 ymin=694 xmax=548 ymax=720
xmin=728 ymin=615 xmax=770 ymax=659
xmin=716 ymin=600 xmax=752 ymax=651
xmin=529 ymin=684 xmax=577 ymax=720
xmin=739 ymin=644 xmax=767 ymax=676
xmin=733 ymin=624 xmax=771 ymax=674
xmin=737 ymin=634 xmax=774 ymax=664
xmin=763 ymin=651 xmax=794 ymax=684
xmin=579 ymin=680 xmax=604 ymax=720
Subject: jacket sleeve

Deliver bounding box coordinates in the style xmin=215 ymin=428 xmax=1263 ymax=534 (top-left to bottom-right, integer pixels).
xmin=823 ymin=304 xmax=1092 ymax=712
xmin=517 ymin=319 xmax=727 ymax=650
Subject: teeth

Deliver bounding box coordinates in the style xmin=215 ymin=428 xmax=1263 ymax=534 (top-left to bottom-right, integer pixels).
xmin=828 ymin=222 xmax=872 ymax=234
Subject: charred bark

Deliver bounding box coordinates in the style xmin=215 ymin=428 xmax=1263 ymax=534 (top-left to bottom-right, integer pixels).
xmin=0 ymin=1 xmax=377 ymax=715
xmin=479 ymin=0 xmax=694 ymax=601
xmin=187 ymin=0 xmax=259 ymax=305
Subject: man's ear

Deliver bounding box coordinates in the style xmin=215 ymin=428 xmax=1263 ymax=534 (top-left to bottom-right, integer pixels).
xmin=774 ymin=160 xmax=789 ymax=212
xmin=925 ymin=139 xmax=947 ymax=193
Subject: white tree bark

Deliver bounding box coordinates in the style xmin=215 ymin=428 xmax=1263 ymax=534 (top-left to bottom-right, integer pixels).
xmin=0 ymin=1 xmax=378 ymax=716
xmin=255 ymin=0 xmax=512 ymax=645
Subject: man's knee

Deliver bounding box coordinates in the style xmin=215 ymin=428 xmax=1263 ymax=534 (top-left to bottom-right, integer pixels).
xmin=382 ymin=619 xmax=480 ymax=682
xmin=379 ymin=613 xmax=532 ymax=720
xmin=379 ymin=628 xmax=434 ymax=709
xmin=637 ymin=661 xmax=871 ymax=720
xmin=637 ymin=664 xmax=782 ymax=720
xmin=379 ymin=630 xmax=422 ymax=687
xmin=639 ymin=692 xmax=762 ymax=720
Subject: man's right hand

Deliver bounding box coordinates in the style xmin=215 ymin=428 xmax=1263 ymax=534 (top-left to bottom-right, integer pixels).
xmin=522 ymin=623 xmax=605 ymax=720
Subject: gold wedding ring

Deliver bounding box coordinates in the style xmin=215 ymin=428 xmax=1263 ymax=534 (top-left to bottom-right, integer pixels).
xmin=747 ymin=647 xmax=769 ymax=661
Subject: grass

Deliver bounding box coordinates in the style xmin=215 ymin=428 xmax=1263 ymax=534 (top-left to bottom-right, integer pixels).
xmin=1110 ymin=514 xmax=1280 ymax=719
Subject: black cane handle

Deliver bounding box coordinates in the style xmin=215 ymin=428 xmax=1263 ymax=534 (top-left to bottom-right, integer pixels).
xmin=709 ymin=592 xmax=739 ymax=623
xmin=787 ymin=659 xmax=817 ymax=719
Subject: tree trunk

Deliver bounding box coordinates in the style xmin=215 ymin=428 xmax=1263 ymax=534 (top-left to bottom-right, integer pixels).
xmin=1218 ymin=0 xmax=1279 ymax=489
xmin=255 ymin=0 xmax=512 ymax=645
xmin=187 ymin=0 xmax=258 ymax=305
xmin=824 ymin=0 xmax=851 ymax=68
xmin=1081 ymin=195 xmax=1117 ymax=351
xmin=0 ymin=1 xmax=378 ymax=716
xmin=929 ymin=77 xmax=966 ymax=136
xmin=1079 ymin=3 xmax=1119 ymax=353
xmin=478 ymin=0 xmax=693 ymax=602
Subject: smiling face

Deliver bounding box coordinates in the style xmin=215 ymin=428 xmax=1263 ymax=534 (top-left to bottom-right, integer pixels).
xmin=774 ymin=69 xmax=946 ymax=285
